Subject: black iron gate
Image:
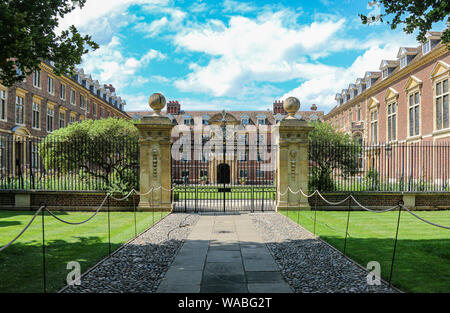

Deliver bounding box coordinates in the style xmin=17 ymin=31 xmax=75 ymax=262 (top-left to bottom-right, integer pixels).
xmin=171 ymin=143 xmax=277 ymax=212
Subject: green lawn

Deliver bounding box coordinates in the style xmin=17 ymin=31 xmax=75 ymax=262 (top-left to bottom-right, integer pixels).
xmin=174 ymin=186 xmax=276 ymax=200
xmin=0 ymin=210 xmax=167 ymax=293
xmin=281 ymin=209 xmax=450 ymax=293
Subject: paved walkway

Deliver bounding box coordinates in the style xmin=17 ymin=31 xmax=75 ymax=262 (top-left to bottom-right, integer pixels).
xmin=157 ymin=214 xmax=292 ymax=293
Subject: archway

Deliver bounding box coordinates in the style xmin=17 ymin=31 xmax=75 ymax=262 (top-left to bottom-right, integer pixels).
xmin=217 ymin=163 xmax=230 ymax=184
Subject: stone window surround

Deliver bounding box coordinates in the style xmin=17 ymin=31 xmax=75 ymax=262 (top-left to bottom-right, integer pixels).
xmin=0 ymin=86 xmax=7 ymax=121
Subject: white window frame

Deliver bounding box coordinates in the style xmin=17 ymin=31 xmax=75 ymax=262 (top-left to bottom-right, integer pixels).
xmin=382 ymin=68 xmax=389 ymax=79
xmin=408 ymin=91 xmax=421 ymax=137
xmin=32 ymin=101 xmax=40 ymax=129
xmin=370 ymin=110 xmax=378 ymax=144
xmin=400 ymin=56 xmax=407 ymax=69
xmin=435 ymin=78 xmax=449 ymax=131
xmin=60 ymin=84 xmax=66 ymax=100
xmin=15 ymin=95 xmax=25 ymax=125
xmin=47 ymin=76 xmax=54 ymax=95
xmin=0 ymin=89 xmax=6 ymax=121
xmin=70 ymin=90 xmax=76 ymax=105
xmin=422 ymin=40 xmax=431 ymax=55
xmin=33 ymin=70 xmax=41 ymax=88
xmin=47 ymin=107 xmax=54 ymax=133
xmin=59 ymin=112 xmax=65 ymax=128
xmin=387 ymin=101 xmax=397 ymax=142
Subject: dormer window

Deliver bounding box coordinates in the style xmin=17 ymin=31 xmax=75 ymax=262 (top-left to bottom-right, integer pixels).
xmin=366 ymin=78 xmax=371 ymax=88
xmin=422 ymin=40 xmax=431 ymax=54
xmin=400 ymin=55 xmax=407 ymax=69
xmin=382 ymin=68 xmax=389 ymax=79
xmin=241 ymin=118 xmax=249 ymax=125
xmin=257 ymin=119 xmax=265 ymax=125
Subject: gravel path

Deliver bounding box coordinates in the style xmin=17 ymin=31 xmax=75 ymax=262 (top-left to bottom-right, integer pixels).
xmin=64 ymin=213 xmax=199 ymax=293
xmin=250 ymin=212 xmax=396 ymax=293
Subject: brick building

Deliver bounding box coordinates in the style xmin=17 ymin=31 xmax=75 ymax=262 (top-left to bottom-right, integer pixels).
xmin=128 ymin=100 xmax=323 ymax=184
xmin=325 ymin=30 xmax=450 ymax=144
xmin=0 ymin=62 xmax=129 ymax=139
xmin=324 ymin=30 xmax=450 ymax=184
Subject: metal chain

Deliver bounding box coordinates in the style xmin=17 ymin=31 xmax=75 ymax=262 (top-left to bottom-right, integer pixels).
xmin=44 ymin=194 xmax=109 ymax=225
xmin=0 ymin=205 xmax=46 ymax=253
xmin=399 ymin=204 xmax=450 ymax=230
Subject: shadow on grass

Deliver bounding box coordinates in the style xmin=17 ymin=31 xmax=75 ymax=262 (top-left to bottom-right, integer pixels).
xmin=0 ymin=221 xmax=22 ymax=227
xmin=312 ymin=235 xmax=450 ymax=293
xmin=0 ymin=236 xmax=112 ymax=293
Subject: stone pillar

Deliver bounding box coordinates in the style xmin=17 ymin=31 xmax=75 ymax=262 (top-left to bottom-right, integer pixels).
xmin=275 ymin=97 xmax=313 ymax=211
xmin=135 ymin=93 xmax=174 ymax=212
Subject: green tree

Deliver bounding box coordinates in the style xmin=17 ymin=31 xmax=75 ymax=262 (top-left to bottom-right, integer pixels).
xmin=308 ymin=121 xmax=361 ymax=191
xmin=0 ymin=0 xmax=98 ymax=87
xmin=39 ymin=118 xmax=139 ymax=192
xmin=360 ymin=1 xmax=450 ymax=46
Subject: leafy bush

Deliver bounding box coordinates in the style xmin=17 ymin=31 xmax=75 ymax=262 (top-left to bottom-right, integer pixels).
xmin=309 ymin=121 xmax=361 ymax=191
xmin=38 ymin=118 xmax=139 ymax=193
xmin=365 ymin=168 xmax=380 ymax=191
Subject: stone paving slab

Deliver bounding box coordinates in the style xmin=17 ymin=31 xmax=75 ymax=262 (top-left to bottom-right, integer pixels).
xmin=157 ymin=213 xmax=293 ymax=293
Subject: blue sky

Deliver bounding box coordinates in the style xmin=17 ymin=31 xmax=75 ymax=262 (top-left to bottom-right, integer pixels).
xmin=58 ymin=0 xmax=445 ymax=113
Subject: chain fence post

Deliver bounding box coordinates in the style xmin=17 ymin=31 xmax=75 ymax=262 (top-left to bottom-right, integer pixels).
xmin=313 ymin=192 xmax=318 ymax=236
xmin=343 ymin=193 xmax=351 ymax=255
xmin=107 ymin=194 xmax=111 ymax=256
xmin=389 ymin=200 xmax=403 ymax=286
xmin=133 ymin=192 xmax=137 ymax=237
xmin=41 ymin=203 xmax=47 ymax=294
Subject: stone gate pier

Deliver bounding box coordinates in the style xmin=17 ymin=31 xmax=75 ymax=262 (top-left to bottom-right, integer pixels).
xmin=135 ymin=93 xmax=174 ymax=211
xmin=275 ymin=97 xmax=313 ymax=211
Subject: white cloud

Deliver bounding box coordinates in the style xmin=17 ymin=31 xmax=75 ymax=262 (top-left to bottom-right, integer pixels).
xmin=81 ymin=36 xmax=165 ymax=90
xmin=171 ymin=7 xmax=419 ymax=112
xmin=223 ymin=0 xmax=256 ymax=13
xmin=173 ymin=11 xmax=346 ymax=97
xmin=57 ymin=0 xmax=170 ymax=43
xmin=151 ymin=75 xmax=171 ymax=83
xmin=121 ymin=93 xmax=150 ymax=111
xmin=133 ymin=6 xmax=186 ymax=38
xmin=282 ymin=32 xmax=418 ymax=110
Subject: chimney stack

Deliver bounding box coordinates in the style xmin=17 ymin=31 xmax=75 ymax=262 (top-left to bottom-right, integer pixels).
xmin=104 ymin=84 xmax=115 ymax=93
xmin=273 ymin=100 xmax=286 ymax=114
xmin=167 ymin=100 xmax=181 ymax=114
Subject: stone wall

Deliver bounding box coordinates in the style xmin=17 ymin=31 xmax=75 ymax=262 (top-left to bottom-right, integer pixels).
xmin=0 ymin=191 xmax=140 ymax=211
xmin=0 ymin=191 xmax=448 ymax=211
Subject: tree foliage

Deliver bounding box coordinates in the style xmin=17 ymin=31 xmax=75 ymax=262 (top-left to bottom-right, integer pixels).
xmin=0 ymin=0 xmax=98 ymax=87
xmin=360 ymin=0 xmax=450 ymax=46
xmin=308 ymin=121 xmax=361 ymax=191
xmin=39 ymin=118 xmax=139 ymax=192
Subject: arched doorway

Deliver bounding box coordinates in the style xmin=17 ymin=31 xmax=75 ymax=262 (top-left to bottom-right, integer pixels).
xmin=217 ymin=163 xmax=230 ymax=184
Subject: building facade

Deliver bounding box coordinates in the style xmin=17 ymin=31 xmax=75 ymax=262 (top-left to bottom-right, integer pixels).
xmin=325 ymin=30 xmax=450 ymax=145
xmin=128 ymin=100 xmax=323 ymax=185
xmin=0 ymin=62 xmax=129 ymax=139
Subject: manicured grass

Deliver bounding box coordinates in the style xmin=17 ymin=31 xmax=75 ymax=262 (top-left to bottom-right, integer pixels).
xmin=0 ymin=210 xmax=167 ymax=293
xmin=174 ymin=186 xmax=276 ymax=200
xmin=281 ymin=209 xmax=450 ymax=293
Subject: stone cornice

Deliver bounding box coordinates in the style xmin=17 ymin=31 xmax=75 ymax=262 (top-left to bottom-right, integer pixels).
xmin=326 ymin=44 xmax=450 ymax=120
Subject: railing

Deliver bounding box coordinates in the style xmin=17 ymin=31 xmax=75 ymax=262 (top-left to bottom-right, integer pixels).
xmin=0 ymin=134 xmax=139 ymax=191
xmin=309 ymin=141 xmax=450 ymax=192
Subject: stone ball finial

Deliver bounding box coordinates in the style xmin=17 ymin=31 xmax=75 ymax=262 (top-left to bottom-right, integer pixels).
xmin=283 ymin=97 xmax=300 ymax=118
xmin=149 ymin=93 xmax=166 ymax=116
